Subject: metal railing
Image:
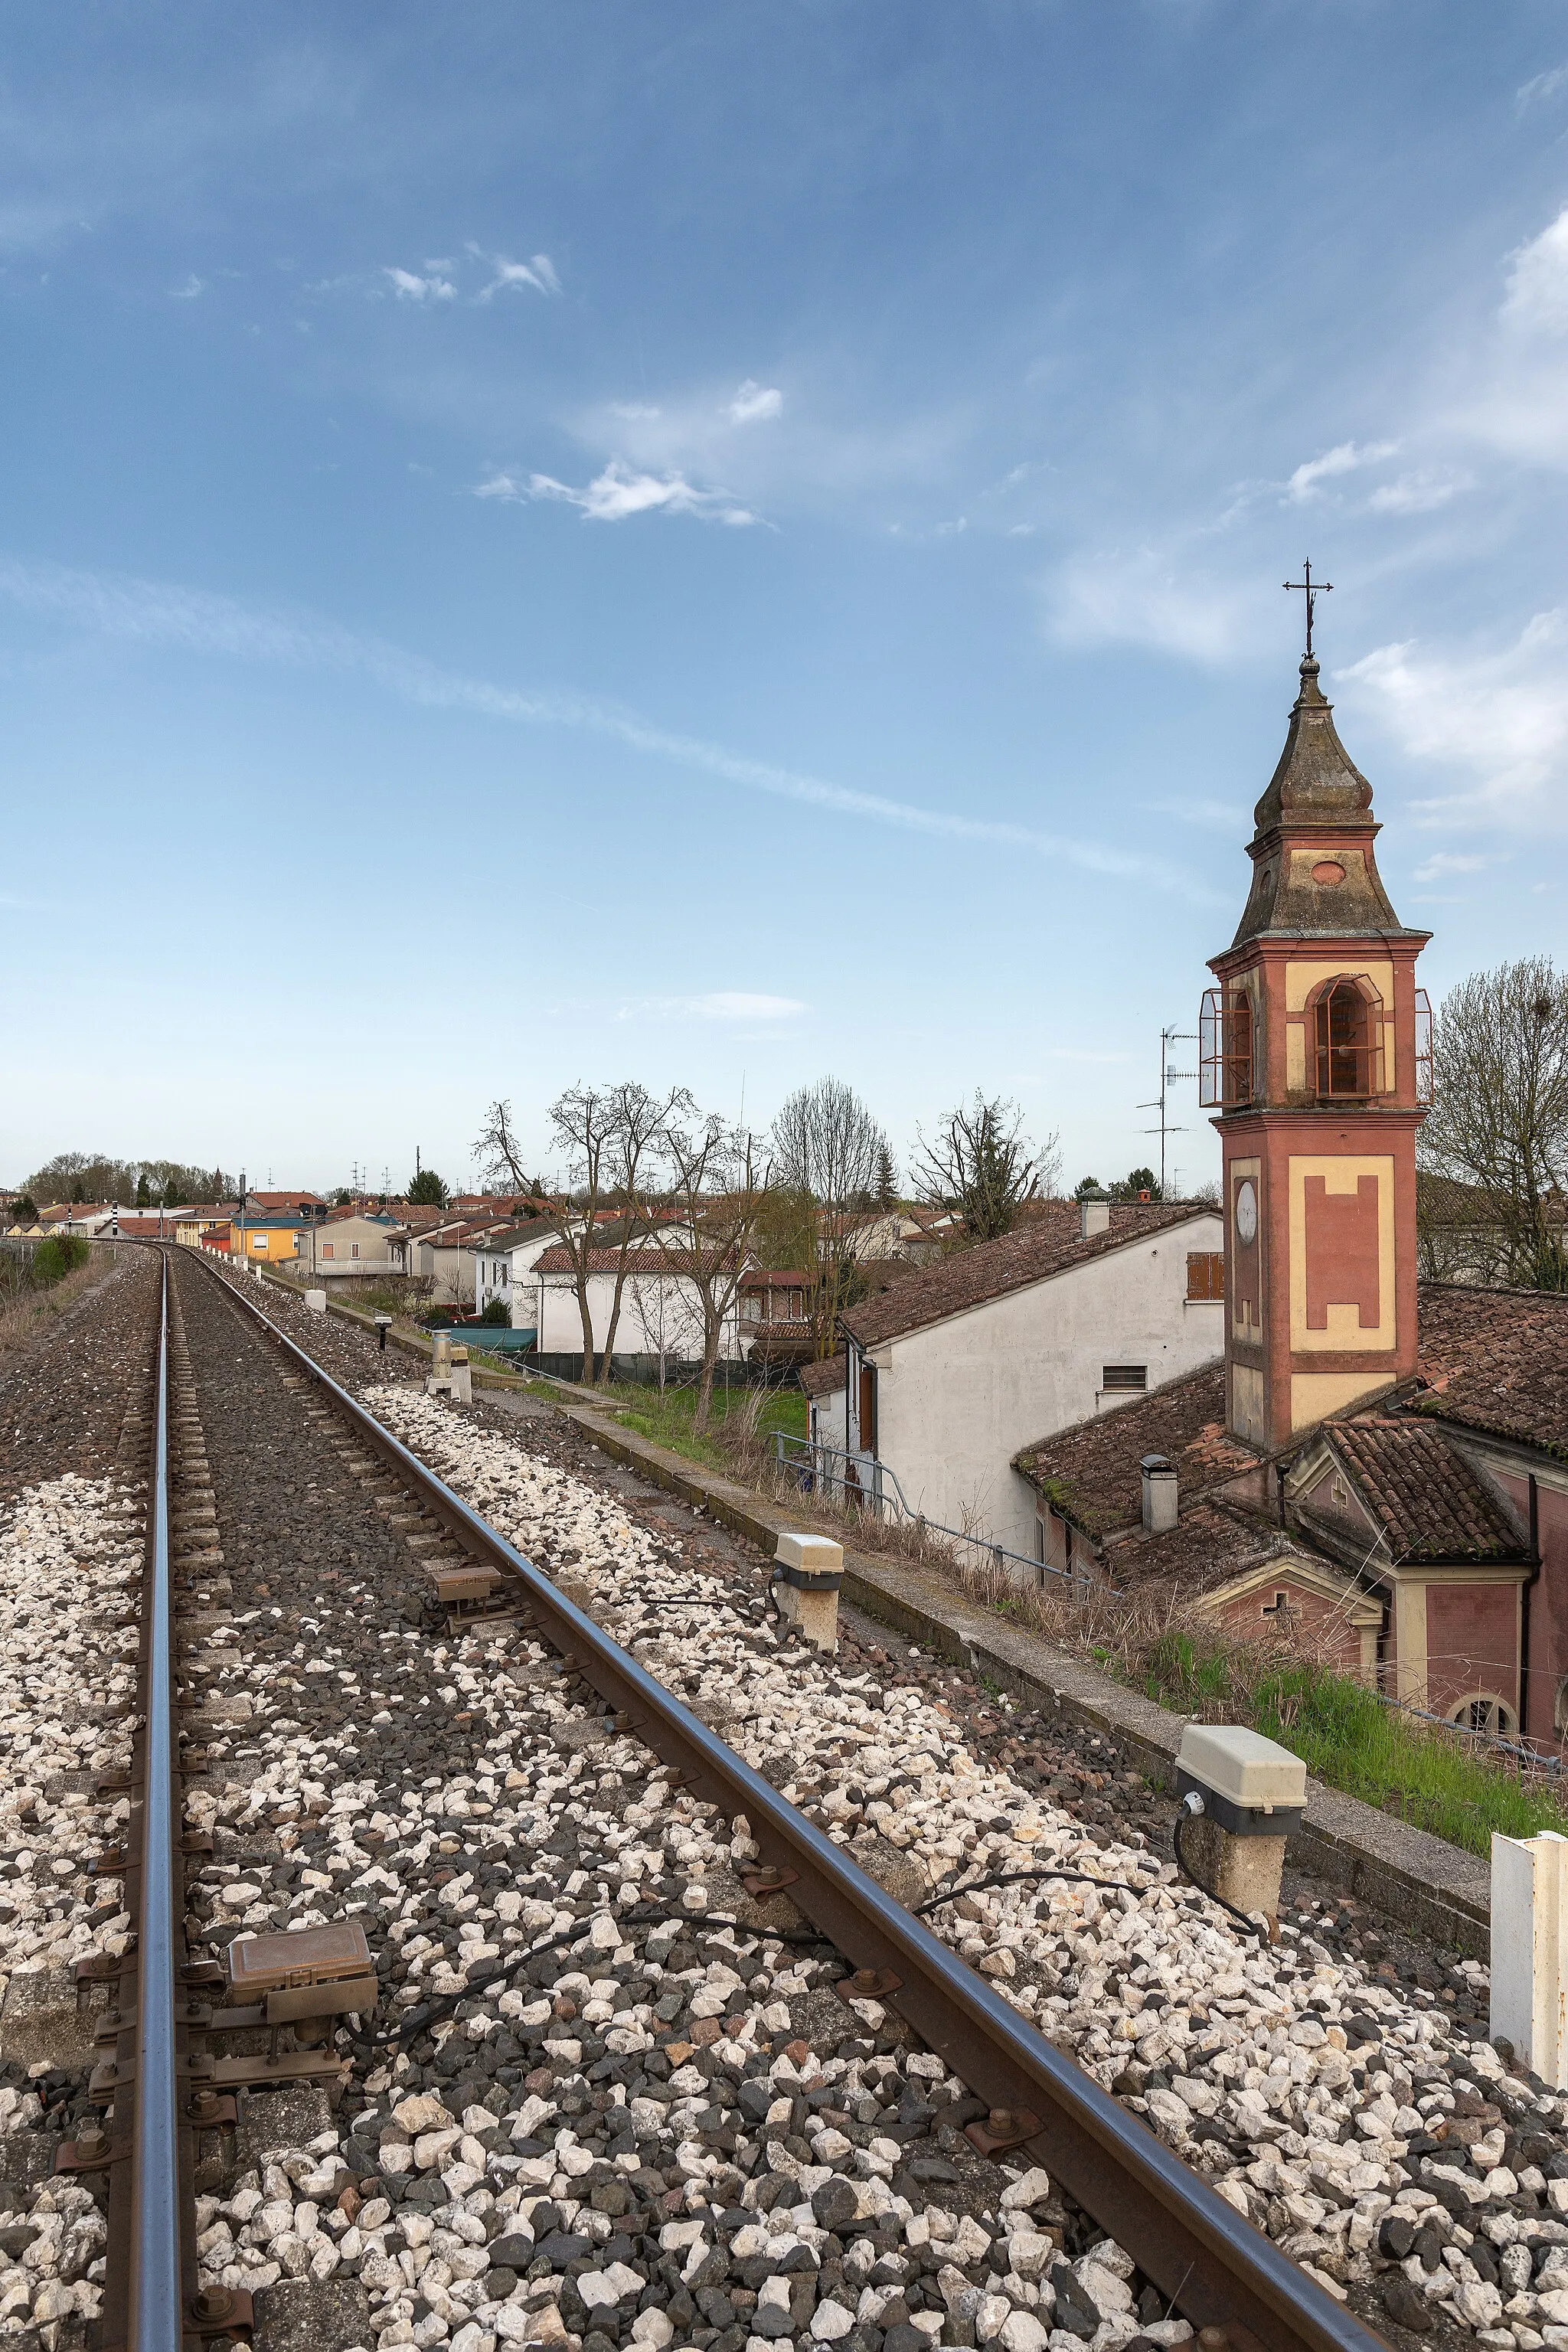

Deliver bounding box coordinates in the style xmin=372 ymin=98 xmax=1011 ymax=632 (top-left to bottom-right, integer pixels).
xmin=773 ymin=1429 xmax=1072 ymax=1587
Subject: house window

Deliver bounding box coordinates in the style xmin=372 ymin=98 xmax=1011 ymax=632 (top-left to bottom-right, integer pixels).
xmin=1185 ymin=1252 xmax=1224 ymax=1301
xmin=252 ymin=1234 xmax=266 ymax=1253
xmin=351 ymin=1243 xmax=360 ymax=1259
xmin=1449 ymin=1695 xmax=1516 ymax=1737
xmin=322 ymin=1243 xmax=334 ymax=1259
xmin=1102 ymin=1364 xmax=1147 ymax=1393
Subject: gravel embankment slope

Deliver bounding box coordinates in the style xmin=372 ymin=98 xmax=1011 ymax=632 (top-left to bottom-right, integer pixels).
xmin=0 ymin=1248 xmax=159 ymax=2343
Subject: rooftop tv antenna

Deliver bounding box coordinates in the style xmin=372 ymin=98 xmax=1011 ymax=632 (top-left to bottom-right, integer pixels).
xmin=1139 ymin=1024 xmax=1197 ymax=1197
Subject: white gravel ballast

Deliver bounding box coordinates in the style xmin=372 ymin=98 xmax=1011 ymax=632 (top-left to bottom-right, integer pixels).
xmin=0 ymin=1471 xmax=142 ymax=2342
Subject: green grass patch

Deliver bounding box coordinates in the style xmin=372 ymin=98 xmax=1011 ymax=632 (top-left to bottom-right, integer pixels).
xmin=32 ymin=1234 xmax=90 ymax=1283
xmin=599 ymin=1380 xmax=807 ymax=1472
xmin=1142 ymin=1630 xmax=1568 ymax=1857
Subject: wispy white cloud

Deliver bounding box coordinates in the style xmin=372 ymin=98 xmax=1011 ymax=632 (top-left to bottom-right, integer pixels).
xmin=1284 ymin=439 xmax=1400 ymax=502
xmin=384 ymin=265 xmax=456 ymax=302
xmin=727 ymin=380 xmax=782 ymax=424
xmin=0 ymin=200 xmax=88 ymax=253
xmin=1449 ymin=204 xmax=1568 ymax=466
xmin=0 ymin=553 xmax=1176 ymax=885
xmin=169 ymin=273 xmax=204 ymax=300
xmin=1501 ymin=205 xmax=1568 ymax=337
xmin=626 ymin=992 xmax=806 ymax=1023
xmin=1366 ymin=469 xmax=1468 ymax=514
xmin=1516 ymin=63 xmax=1568 ymax=112
xmin=1047 ymin=544 xmax=1258 ymax=665
xmin=476 ymin=459 xmax=760 ymax=527
xmin=1142 ymin=795 xmax=1248 ymax=832
xmin=1342 ymin=611 xmax=1568 ymax=818
xmin=473 ymin=249 xmax=560 ymax=301
xmin=1412 ymin=851 xmax=1495 ymax=882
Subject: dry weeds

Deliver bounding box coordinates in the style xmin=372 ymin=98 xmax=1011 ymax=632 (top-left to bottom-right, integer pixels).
xmin=0 ymin=1245 xmax=116 ymax=1359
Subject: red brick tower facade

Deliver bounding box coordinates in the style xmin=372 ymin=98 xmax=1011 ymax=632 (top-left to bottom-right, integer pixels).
xmin=1201 ymin=655 xmax=1430 ymax=1452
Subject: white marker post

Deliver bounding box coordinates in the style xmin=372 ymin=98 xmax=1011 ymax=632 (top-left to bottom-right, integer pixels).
xmin=1491 ymin=1831 xmax=1568 ymax=2086
xmin=772 ymin=1531 xmax=844 ymax=1653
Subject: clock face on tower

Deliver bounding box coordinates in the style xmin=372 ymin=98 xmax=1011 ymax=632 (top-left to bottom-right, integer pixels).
xmin=1235 ymin=1178 xmax=1258 ymax=1246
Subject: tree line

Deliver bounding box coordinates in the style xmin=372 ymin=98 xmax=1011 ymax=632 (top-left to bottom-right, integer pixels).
xmin=470 ymin=1078 xmax=1061 ymax=1422
xmin=1419 ymin=956 xmax=1568 ymax=1291
xmin=18 ymin=1152 xmax=236 ymax=1211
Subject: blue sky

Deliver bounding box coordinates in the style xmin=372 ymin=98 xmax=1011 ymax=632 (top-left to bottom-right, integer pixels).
xmin=5 ymin=5 xmax=1568 ymax=1197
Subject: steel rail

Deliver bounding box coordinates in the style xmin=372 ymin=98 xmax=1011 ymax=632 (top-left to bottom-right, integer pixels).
xmin=188 ymin=1252 xmax=1387 ymax=2352
xmin=134 ymin=1252 xmax=182 ymax=2347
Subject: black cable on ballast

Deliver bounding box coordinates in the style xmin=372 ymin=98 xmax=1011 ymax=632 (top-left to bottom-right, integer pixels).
xmin=1171 ymin=1798 xmax=1263 ymax=1943
xmin=915 ymin=1862 xmax=1140 ymax=1916
xmin=338 ymin=1900 xmax=844 ymax=2062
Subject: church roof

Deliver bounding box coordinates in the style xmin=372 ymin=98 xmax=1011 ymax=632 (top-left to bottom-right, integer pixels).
xmin=1228 ymin=657 xmax=1416 ymax=948
xmin=1321 ymin=1417 xmax=1527 ymax=1564
xmin=1253 ymin=655 xmax=1373 ymax=831
xmin=1411 ymin=1282 xmax=1568 ymax=1463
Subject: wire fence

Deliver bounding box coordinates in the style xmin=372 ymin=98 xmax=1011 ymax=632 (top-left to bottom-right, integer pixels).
xmin=772 ymin=1428 xmax=1074 ymax=1589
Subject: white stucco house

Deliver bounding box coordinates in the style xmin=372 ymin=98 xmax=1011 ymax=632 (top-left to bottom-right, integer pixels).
xmin=799 ymin=1351 xmax=850 ymax=1450
xmin=838 ymin=1198 xmax=1225 ymax=1560
xmin=474 ymin=1218 xmax=566 ymax=1324
xmin=522 ymin=1244 xmax=752 ymax=1373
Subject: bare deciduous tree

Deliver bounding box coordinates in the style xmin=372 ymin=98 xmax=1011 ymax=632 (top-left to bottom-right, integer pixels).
xmin=913 ymin=1093 xmax=1061 ymax=1244
xmin=475 ymin=1083 xmax=690 ymax=1380
xmin=1419 ymin=958 xmax=1568 ymax=1290
xmin=590 ymin=1082 xmax=692 ymax=1378
xmin=770 ymin=1077 xmax=888 ymax=1358
xmin=651 ymin=1112 xmax=768 ymax=1429
xmin=624 ymin=1268 xmax=688 ymax=1391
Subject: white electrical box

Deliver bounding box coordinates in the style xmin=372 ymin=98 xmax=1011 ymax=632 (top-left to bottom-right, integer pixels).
xmin=1175 ymin=1723 xmax=1306 ymax=1814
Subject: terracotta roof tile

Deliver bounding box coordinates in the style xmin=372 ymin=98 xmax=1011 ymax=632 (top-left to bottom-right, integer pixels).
xmin=799 ymin=1351 xmax=848 ymax=1399
xmin=1324 ymin=1417 xmax=1525 ymax=1562
xmin=1012 ymin=1361 xmax=1241 ymax=1540
xmin=534 ymin=1244 xmax=737 ymax=1275
xmin=1104 ymin=1499 xmax=1314 ymax=1597
xmin=841 ymin=1203 xmax=1214 ymax=1349
xmin=1413 ymin=1282 xmax=1568 ymax=1460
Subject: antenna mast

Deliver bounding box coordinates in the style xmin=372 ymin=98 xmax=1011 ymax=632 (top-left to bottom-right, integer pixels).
xmin=1138 ymin=1024 xmax=1197 ymax=1197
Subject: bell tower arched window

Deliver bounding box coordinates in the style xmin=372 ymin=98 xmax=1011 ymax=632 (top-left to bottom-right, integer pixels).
xmin=1311 ymin=975 xmax=1383 ymax=1100
xmin=1199 ymin=988 xmax=1256 ymax=1107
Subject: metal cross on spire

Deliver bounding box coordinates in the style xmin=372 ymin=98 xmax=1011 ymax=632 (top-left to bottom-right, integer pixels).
xmin=1284 ymin=559 xmax=1332 ymax=659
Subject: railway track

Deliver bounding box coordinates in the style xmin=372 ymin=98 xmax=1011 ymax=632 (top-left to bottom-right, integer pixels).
xmin=62 ymin=1243 xmax=1387 ymax=2352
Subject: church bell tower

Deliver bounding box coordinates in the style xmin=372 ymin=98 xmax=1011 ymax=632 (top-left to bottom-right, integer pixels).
xmin=1201 ymin=585 xmax=1431 ymax=1453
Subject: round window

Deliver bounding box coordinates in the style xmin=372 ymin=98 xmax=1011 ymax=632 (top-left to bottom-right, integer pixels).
xmin=1312 ymin=860 xmax=1346 ymax=886
xmin=1235 ymin=1178 xmax=1258 ymax=1245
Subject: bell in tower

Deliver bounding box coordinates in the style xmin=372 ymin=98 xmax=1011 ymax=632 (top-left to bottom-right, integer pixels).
xmin=1200 ymin=578 xmax=1432 ymax=1453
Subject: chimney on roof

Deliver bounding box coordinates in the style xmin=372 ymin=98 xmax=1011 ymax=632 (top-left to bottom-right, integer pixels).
xmin=1141 ymin=1453 xmax=1178 ymax=1534
xmin=1080 ymin=1190 xmax=1111 ymax=1239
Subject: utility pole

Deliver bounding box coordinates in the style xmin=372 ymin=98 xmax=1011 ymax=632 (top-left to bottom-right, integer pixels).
xmin=1139 ymin=1024 xmax=1197 ymax=1198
